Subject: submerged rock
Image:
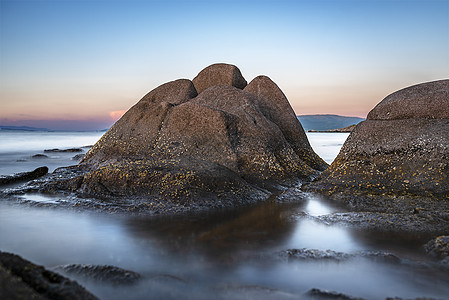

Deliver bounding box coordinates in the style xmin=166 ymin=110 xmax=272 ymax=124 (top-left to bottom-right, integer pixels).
xmin=281 ymin=248 xmax=400 ymax=264
xmin=305 ymin=288 xmax=366 ymax=300
xmin=44 ymin=148 xmax=83 ymax=153
xmin=0 ymin=166 xmax=48 ymax=186
xmin=31 ymin=154 xmax=49 ymax=159
xmin=307 ymin=80 xmax=449 ymax=199
xmin=71 ymin=154 xmax=85 ymax=161
xmin=317 ymin=212 xmax=449 ymax=234
xmin=0 ymin=251 xmax=97 ymax=300
xmin=424 ymin=236 xmax=449 ymax=259
xmin=35 ymin=64 xmax=326 ymax=213
xmin=54 ymin=264 xmax=141 ymax=285
xmin=219 ymin=284 xmax=300 ymax=300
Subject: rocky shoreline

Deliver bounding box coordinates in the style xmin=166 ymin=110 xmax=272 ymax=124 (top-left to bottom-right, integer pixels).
xmin=2 ymin=239 xmax=448 ymax=300
xmin=2 ymin=76 xmax=447 ymax=233
xmin=1 ymin=67 xmax=448 ymax=299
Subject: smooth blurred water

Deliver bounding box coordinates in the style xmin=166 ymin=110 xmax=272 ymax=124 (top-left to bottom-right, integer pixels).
xmin=1 ymin=131 xmax=448 ymax=299
xmin=306 ymin=132 xmax=349 ymax=164
xmin=0 ymin=130 xmax=104 ymax=175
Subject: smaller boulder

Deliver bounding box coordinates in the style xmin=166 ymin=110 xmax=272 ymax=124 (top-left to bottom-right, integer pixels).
xmin=192 ymin=63 xmax=247 ymax=94
xmin=367 ymin=79 xmax=449 ymax=120
xmin=139 ymin=79 xmax=197 ymax=105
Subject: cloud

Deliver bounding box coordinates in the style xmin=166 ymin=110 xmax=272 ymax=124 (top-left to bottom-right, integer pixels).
xmin=109 ymin=110 xmax=126 ymax=122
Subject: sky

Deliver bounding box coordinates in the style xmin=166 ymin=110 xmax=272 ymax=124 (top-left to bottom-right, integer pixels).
xmin=1 ymin=0 xmax=448 ymax=131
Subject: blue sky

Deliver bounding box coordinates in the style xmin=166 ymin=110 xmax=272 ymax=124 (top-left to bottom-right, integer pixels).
xmin=1 ymin=0 xmax=448 ymax=130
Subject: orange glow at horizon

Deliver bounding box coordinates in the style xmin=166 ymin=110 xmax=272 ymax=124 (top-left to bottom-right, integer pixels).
xmin=109 ymin=110 xmax=126 ymax=122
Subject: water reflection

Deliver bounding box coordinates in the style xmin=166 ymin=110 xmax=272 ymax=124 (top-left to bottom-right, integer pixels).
xmin=306 ymin=132 xmax=350 ymax=164
xmin=286 ymin=195 xmax=363 ymax=252
xmin=126 ymin=201 xmax=304 ymax=263
xmin=2 ymin=194 xmax=449 ymax=300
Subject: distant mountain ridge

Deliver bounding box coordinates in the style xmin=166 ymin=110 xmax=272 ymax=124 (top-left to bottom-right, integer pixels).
xmin=0 ymin=125 xmax=51 ymax=131
xmin=297 ymin=114 xmax=364 ymax=131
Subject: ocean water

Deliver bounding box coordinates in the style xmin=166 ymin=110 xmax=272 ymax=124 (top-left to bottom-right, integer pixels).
xmin=1 ymin=131 xmax=448 ymax=300
xmin=0 ymin=131 xmax=343 ymax=175
xmin=0 ymin=131 xmax=104 ymax=175
xmin=306 ymin=132 xmax=349 ymax=164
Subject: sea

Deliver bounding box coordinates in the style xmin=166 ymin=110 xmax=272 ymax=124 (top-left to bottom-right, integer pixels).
xmin=1 ymin=130 xmax=448 ymax=300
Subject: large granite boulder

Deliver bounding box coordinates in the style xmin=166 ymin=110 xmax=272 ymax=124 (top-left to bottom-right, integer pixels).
xmin=40 ymin=64 xmax=326 ymax=212
xmin=306 ymin=80 xmax=449 ymax=199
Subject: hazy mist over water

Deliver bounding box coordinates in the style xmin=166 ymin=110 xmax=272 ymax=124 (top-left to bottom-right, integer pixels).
xmin=1 ymin=131 xmax=449 ymax=299
xmin=0 ymin=131 xmax=104 ymax=175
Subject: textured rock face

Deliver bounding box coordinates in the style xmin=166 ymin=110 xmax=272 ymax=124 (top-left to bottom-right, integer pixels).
xmin=192 ymin=63 xmax=247 ymax=94
xmin=307 ymin=80 xmax=449 ymax=199
xmin=55 ymin=264 xmax=141 ymax=285
xmin=50 ymin=63 xmax=327 ymax=210
xmin=244 ymin=76 xmax=326 ymax=171
xmin=82 ymin=79 xmax=197 ymax=165
xmin=424 ymin=236 xmax=449 ymax=259
xmin=367 ymin=80 xmax=449 ymax=120
xmin=0 ymin=166 xmax=48 ymax=186
xmin=0 ymin=251 xmax=98 ymax=300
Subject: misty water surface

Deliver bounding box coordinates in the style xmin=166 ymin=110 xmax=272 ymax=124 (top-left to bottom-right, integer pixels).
xmin=1 ymin=131 xmax=448 ymax=299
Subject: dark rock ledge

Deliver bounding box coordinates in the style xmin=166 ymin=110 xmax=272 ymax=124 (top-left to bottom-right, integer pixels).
xmin=0 ymin=251 xmax=98 ymax=300
xmin=0 ymin=166 xmax=48 ymax=186
xmin=53 ymin=264 xmax=141 ymax=285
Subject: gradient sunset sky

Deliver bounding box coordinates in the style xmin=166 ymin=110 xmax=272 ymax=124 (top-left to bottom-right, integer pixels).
xmin=1 ymin=0 xmax=448 ymax=130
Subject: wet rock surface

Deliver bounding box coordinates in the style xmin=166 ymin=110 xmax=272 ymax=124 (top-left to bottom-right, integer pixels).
xmin=19 ymin=64 xmax=325 ymax=214
xmin=424 ymin=236 xmax=449 ymax=259
xmin=218 ymin=284 xmax=300 ymax=300
xmin=54 ymin=264 xmax=141 ymax=285
xmin=317 ymin=211 xmax=449 ymax=234
xmin=32 ymin=154 xmax=49 ymax=159
xmin=0 ymin=251 xmax=98 ymax=300
xmin=0 ymin=166 xmax=48 ymax=186
xmin=305 ymin=288 xmax=366 ymax=300
xmin=44 ymin=148 xmax=84 ymax=153
xmin=71 ymin=153 xmax=85 ymax=161
xmin=280 ymin=248 xmax=400 ymax=264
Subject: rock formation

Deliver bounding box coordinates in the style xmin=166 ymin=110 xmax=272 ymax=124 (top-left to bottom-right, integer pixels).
xmin=306 ymin=79 xmax=449 ymax=199
xmin=0 ymin=251 xmax=98 ymax=300
xmin=192 ymin=63 xmax=247 ymax=94
xmin=0 ymin=166 xmax=48 ymax=186
xmin=424 ymin=236 xmax=449 ymax=259
xmin=54 ymin=264 xmax=141 ymax=285
xmin=41 ymin=64 xmax=326 ymax=211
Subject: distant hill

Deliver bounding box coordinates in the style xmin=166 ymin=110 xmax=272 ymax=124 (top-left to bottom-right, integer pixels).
xmin=297 ymin=114 xmax=364 ymax=131
xmin=0 ymin=125 xmax=51 ymax=131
